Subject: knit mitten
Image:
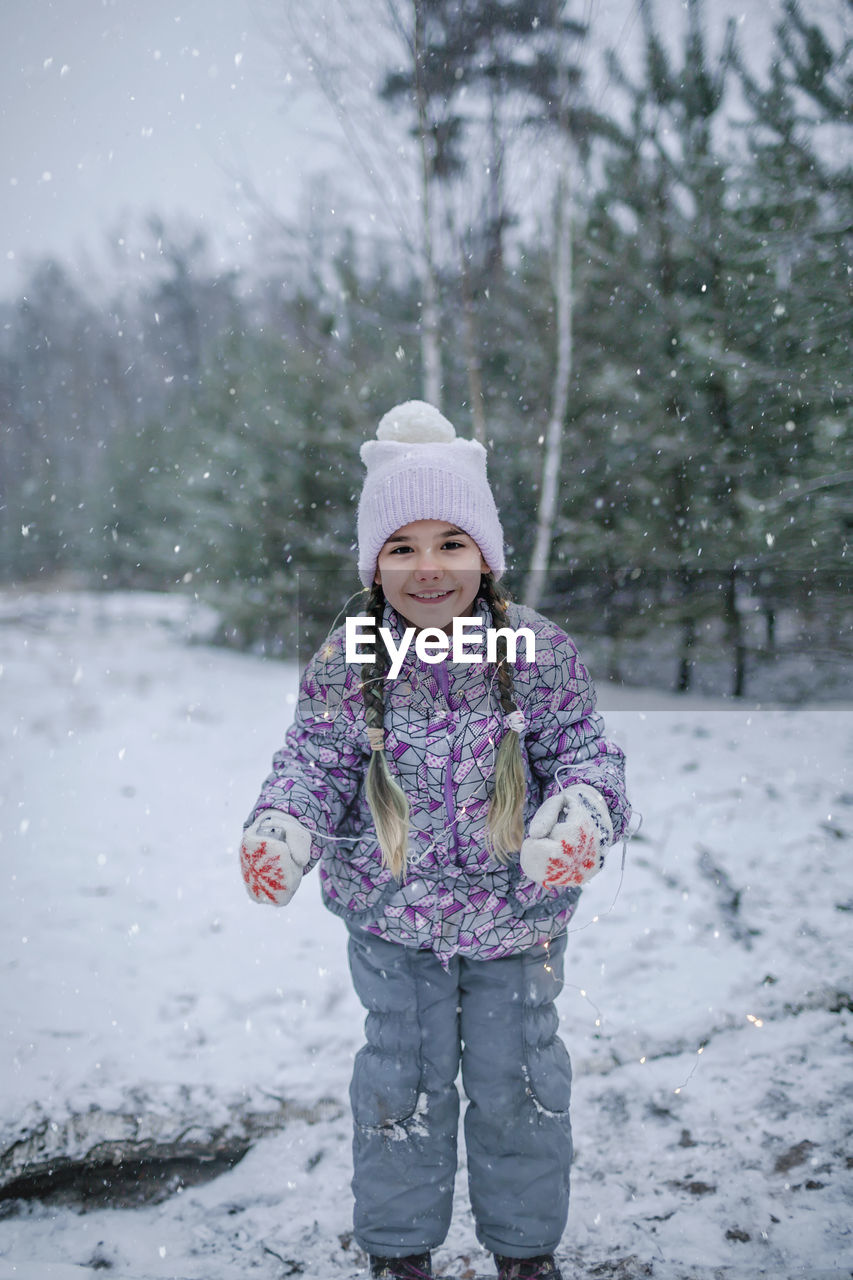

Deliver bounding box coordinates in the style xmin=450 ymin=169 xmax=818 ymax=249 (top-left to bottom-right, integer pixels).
xmin=520 ymin=784 xmax=613 ymax=889
xmin=239 ymin=811 xmax=312 ymax=906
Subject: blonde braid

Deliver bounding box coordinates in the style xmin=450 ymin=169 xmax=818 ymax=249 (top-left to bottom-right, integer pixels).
xmin=481 ymin=576 xmax=527 ymax=860
xmin=361 ymin=583 xmax=410 ymax=879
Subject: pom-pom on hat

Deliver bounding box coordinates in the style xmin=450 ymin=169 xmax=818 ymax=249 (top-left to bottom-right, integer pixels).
xmin=357 ymin=400 xmax=506 ymax=589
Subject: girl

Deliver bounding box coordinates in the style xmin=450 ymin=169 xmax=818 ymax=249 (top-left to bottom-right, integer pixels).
xmin=240 ymin=401 xmax=631 ymax=1280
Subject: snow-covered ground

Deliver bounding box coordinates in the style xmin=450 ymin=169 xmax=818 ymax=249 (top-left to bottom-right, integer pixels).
xmin=0 ymin=590 xmax=851 ymax=1280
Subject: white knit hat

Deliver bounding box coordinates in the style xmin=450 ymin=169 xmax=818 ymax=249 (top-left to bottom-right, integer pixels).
xmin=356 ymin=400 xmax=506 ymax=588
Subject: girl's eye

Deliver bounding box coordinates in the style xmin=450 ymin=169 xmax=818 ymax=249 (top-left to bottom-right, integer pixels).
xmin=384 ymin=539 xmax=466 ymax=555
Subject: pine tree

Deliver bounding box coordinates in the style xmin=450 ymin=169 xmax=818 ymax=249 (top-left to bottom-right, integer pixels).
xmin=732 ymin=0 xmax=852 ymax=662
xmin=575 ymin=0 xmax=763 ymax=693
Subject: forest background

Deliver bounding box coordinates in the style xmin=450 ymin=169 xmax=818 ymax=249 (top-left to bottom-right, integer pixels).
xmin=1 ymin=0 xmax=850 ymax=703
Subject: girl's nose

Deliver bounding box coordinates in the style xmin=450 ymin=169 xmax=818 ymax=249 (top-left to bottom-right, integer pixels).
xmin=413 ymin=553 xmax=442 ymax=578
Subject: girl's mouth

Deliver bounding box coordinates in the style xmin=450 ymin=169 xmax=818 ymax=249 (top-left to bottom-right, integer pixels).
xmin=409 ymin=589 xmax=454 ymax=603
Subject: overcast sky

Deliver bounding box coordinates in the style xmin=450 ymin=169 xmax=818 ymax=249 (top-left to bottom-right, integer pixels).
xmin=0 ymin=0 xmax=835 ymax=301
xmin=1 ymin=0 xmax=329 ymax=297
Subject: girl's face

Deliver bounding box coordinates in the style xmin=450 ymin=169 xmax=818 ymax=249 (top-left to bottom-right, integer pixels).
xmin=374 ymin=519 xmax=489 ymax=634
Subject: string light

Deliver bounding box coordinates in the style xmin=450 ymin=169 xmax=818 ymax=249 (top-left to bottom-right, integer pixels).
xmin=673 ymin=1043 xmax=707 ymax=1094
xmin=562 ymin=981 xmax=604 ymax=1028
xmin=292 ymin=599 xmax=637 ymax=956
xmin=285 ymin=608 xmax=652 ymax=1133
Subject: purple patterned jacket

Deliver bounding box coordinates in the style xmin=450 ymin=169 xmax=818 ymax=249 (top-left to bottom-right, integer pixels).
xmin=247 ymin=597 xmax=630 ymax=963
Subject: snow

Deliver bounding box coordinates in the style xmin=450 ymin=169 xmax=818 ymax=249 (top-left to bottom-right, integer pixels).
xmin=0 ymin=590 xmax=851 ymax=1280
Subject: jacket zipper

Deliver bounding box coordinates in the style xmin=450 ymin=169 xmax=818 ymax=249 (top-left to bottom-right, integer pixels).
xmin=434 ymin=659 xmax=458 ymax=855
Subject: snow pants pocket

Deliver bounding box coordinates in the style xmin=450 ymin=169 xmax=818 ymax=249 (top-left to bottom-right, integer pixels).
xmin=347 ymin=929 xmax=424 ymax=1128
xmin=521 ymin=936 xmax=572 ymax=1115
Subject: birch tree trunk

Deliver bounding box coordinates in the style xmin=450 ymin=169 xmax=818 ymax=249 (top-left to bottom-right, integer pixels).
xmin=413 ymin=0 xmax=443 ymax=408
xmin=460 ymin=249 xmax=487 ymax=443
xmin=523 ymin=134 xmax=575 ymax=610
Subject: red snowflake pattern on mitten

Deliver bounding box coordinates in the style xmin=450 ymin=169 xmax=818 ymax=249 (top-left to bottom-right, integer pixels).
xmin=543 ymin=828 xmax=599 ymax=887
xmin=240 ymin=837 xmax=288 ymax=903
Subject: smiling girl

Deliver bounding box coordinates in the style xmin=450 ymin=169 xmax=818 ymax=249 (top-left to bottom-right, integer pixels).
xmin=376 ymin=520 xmax=487 ymax=626
xmin=240 ymin=401 xmax=631 ymax=1280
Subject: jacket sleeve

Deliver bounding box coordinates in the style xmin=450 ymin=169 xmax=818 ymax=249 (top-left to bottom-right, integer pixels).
xmin=523 ymin=630 xmax=630 ymax=840
xmin=244 ymin=632 xmax=369 ymax=870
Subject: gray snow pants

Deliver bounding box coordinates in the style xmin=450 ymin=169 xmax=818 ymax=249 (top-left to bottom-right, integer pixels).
xmin=346 ymin=926 xmax=572 ymax=1260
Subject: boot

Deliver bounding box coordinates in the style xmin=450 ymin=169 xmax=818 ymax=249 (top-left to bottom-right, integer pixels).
xmin=494 ymin=1254 xmax=563 ymax=1280
xmin=369 ymin=1252 xmax=434 ymax=1279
